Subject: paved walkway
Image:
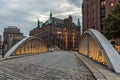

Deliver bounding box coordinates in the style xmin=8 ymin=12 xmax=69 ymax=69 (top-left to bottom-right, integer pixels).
xmin=0 ymin=51 xmax=95 ymax=80
xmin=75 ymin=52 xmax=120 ymax=80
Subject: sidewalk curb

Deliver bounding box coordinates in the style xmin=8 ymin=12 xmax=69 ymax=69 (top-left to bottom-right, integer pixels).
xmin=0 ymin=52 xmax=49 ymax=61
xmin=74 ymin=52 xmax=107 ymax=80
xmin=0 ymin=55 xmax=25 ymax=61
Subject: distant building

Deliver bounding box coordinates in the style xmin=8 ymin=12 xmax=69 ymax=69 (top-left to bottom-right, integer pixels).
xmin=7 ymin=36 xmax=25 ymax=50
xmin=3 ymin=26 xmax=24 ymax=53
xmin=30 ymin=12 xmax=81 ymax=50
xmin=3 ymin=26 xmax=23 ymax=42
xmin=0 ymin=35 xmax=1 ymax=41
xmin=0 ymin=35 xmax=2 ymax=54
xmin=0 ymin=35 xmax=2 ymax=47
xmin=82 ymin=0 xmax=120 ymax=33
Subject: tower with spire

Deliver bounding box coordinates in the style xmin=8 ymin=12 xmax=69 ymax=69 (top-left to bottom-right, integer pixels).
xmin=37 ymin=19 xmax=40 ymax=28
xmin=77 ymin=19 xmax=81 ymax=27
xmin=46 ymin=11 xmax=53 ymax=24
xmin=77 ymin=18 xmax=81 ymax=35
xmin=50 ymin=11 xmax=52 ymax=18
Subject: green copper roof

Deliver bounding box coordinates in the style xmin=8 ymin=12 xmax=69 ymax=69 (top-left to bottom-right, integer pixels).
xmin=39 ymin=21 xmax=43 ymax=28
xmin=46 ymin=17 xmax=53 ymax=25
xmin=37 ymin=19 xmax=43 ymax=28
xmin=49 ymin=17 xmax=53 ymax=23
xmin=45 ymin=11 xmax=54 ymax=25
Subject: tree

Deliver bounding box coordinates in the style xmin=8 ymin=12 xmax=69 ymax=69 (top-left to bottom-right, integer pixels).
xmin=103 ymin=4 xmax=120 ymax=40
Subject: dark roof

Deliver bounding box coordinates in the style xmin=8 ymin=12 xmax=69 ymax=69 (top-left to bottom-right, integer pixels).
xmin=52 ymin=17 xmax=64 ymax=25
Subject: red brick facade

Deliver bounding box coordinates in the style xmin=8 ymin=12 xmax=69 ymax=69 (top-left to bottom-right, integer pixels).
xmin=82 ymin=0 xmax=120 ymax=33
xmin=30 ymin=14 xmax=81 ymax=50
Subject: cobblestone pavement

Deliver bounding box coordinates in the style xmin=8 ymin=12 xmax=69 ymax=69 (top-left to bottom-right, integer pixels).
xmin=0 ymin=51 xmax=95 ymax=80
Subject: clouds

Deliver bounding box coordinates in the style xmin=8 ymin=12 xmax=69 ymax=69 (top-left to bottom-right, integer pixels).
xmin=67 ymin=0 xmax=82 ymax=7
xmin=0 ymin=0 xmax=82 ymax=38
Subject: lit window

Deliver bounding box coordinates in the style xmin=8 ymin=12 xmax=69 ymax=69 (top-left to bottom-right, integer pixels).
xmin=101 ymin=0 xmax=106 ymax=7
xmin=103 ymin=1 xmax=106 ymax=5
xmin=57 ymin=32 xmax=62 ymax=35
xmin=110 ymin=2 xmax=114 ymax=7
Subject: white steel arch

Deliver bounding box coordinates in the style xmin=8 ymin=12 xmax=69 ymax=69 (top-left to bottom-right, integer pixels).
xmin=79 ymin=29 xmax=120 ymax=73
xmin=5 ymin=36 xmax=48 ymax=57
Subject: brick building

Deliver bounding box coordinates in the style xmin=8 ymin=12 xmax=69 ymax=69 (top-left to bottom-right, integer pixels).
xmin=30 ymin=12 xmax=81 ymax=50
xmin=3 ymin=26 xmax=23 ymax=53
xmin=82 ymin=0 xmax=120 ymax=33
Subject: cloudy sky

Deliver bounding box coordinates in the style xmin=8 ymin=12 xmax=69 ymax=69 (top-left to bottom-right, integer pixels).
xmin=0 ymin=0 xmax=83 ymax=39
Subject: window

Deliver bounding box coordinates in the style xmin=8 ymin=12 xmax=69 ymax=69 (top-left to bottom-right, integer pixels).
xmin=101 ymin=8 xmax=105 ymax=17
xmin=92 ymin=10 xmax=95 ymax=16
xmin=92 ymin=3 xmax=95 ymax=9
xmin=87 ymin=4 xmax=88 ymax=8
xmin=119 ymin=0 xmax=120 ymax=3
xmin=8 ymin=34 xmax=10 ymax=37
xmin=110 ymin=2 xmax=114 ymax=8
xmin=101 ymin=0 xmax=106 ymax=7
xmin=11 ymin=34 xmax=13 ymax=37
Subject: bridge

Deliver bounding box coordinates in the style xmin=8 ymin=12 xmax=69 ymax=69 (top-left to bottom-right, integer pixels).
xmin=4 ymin=36 xmax=48 ymax=57
xmin=1 ymin=29 xmax=120 ymax=80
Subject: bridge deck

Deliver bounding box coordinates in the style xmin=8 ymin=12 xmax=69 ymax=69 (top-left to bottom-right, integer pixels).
xmin=0 ymin=51 xmax=95 ymax=80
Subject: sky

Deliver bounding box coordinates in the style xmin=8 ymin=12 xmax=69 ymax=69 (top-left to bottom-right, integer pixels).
xmin=0 ymin=0 xmax=83 ymax=38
